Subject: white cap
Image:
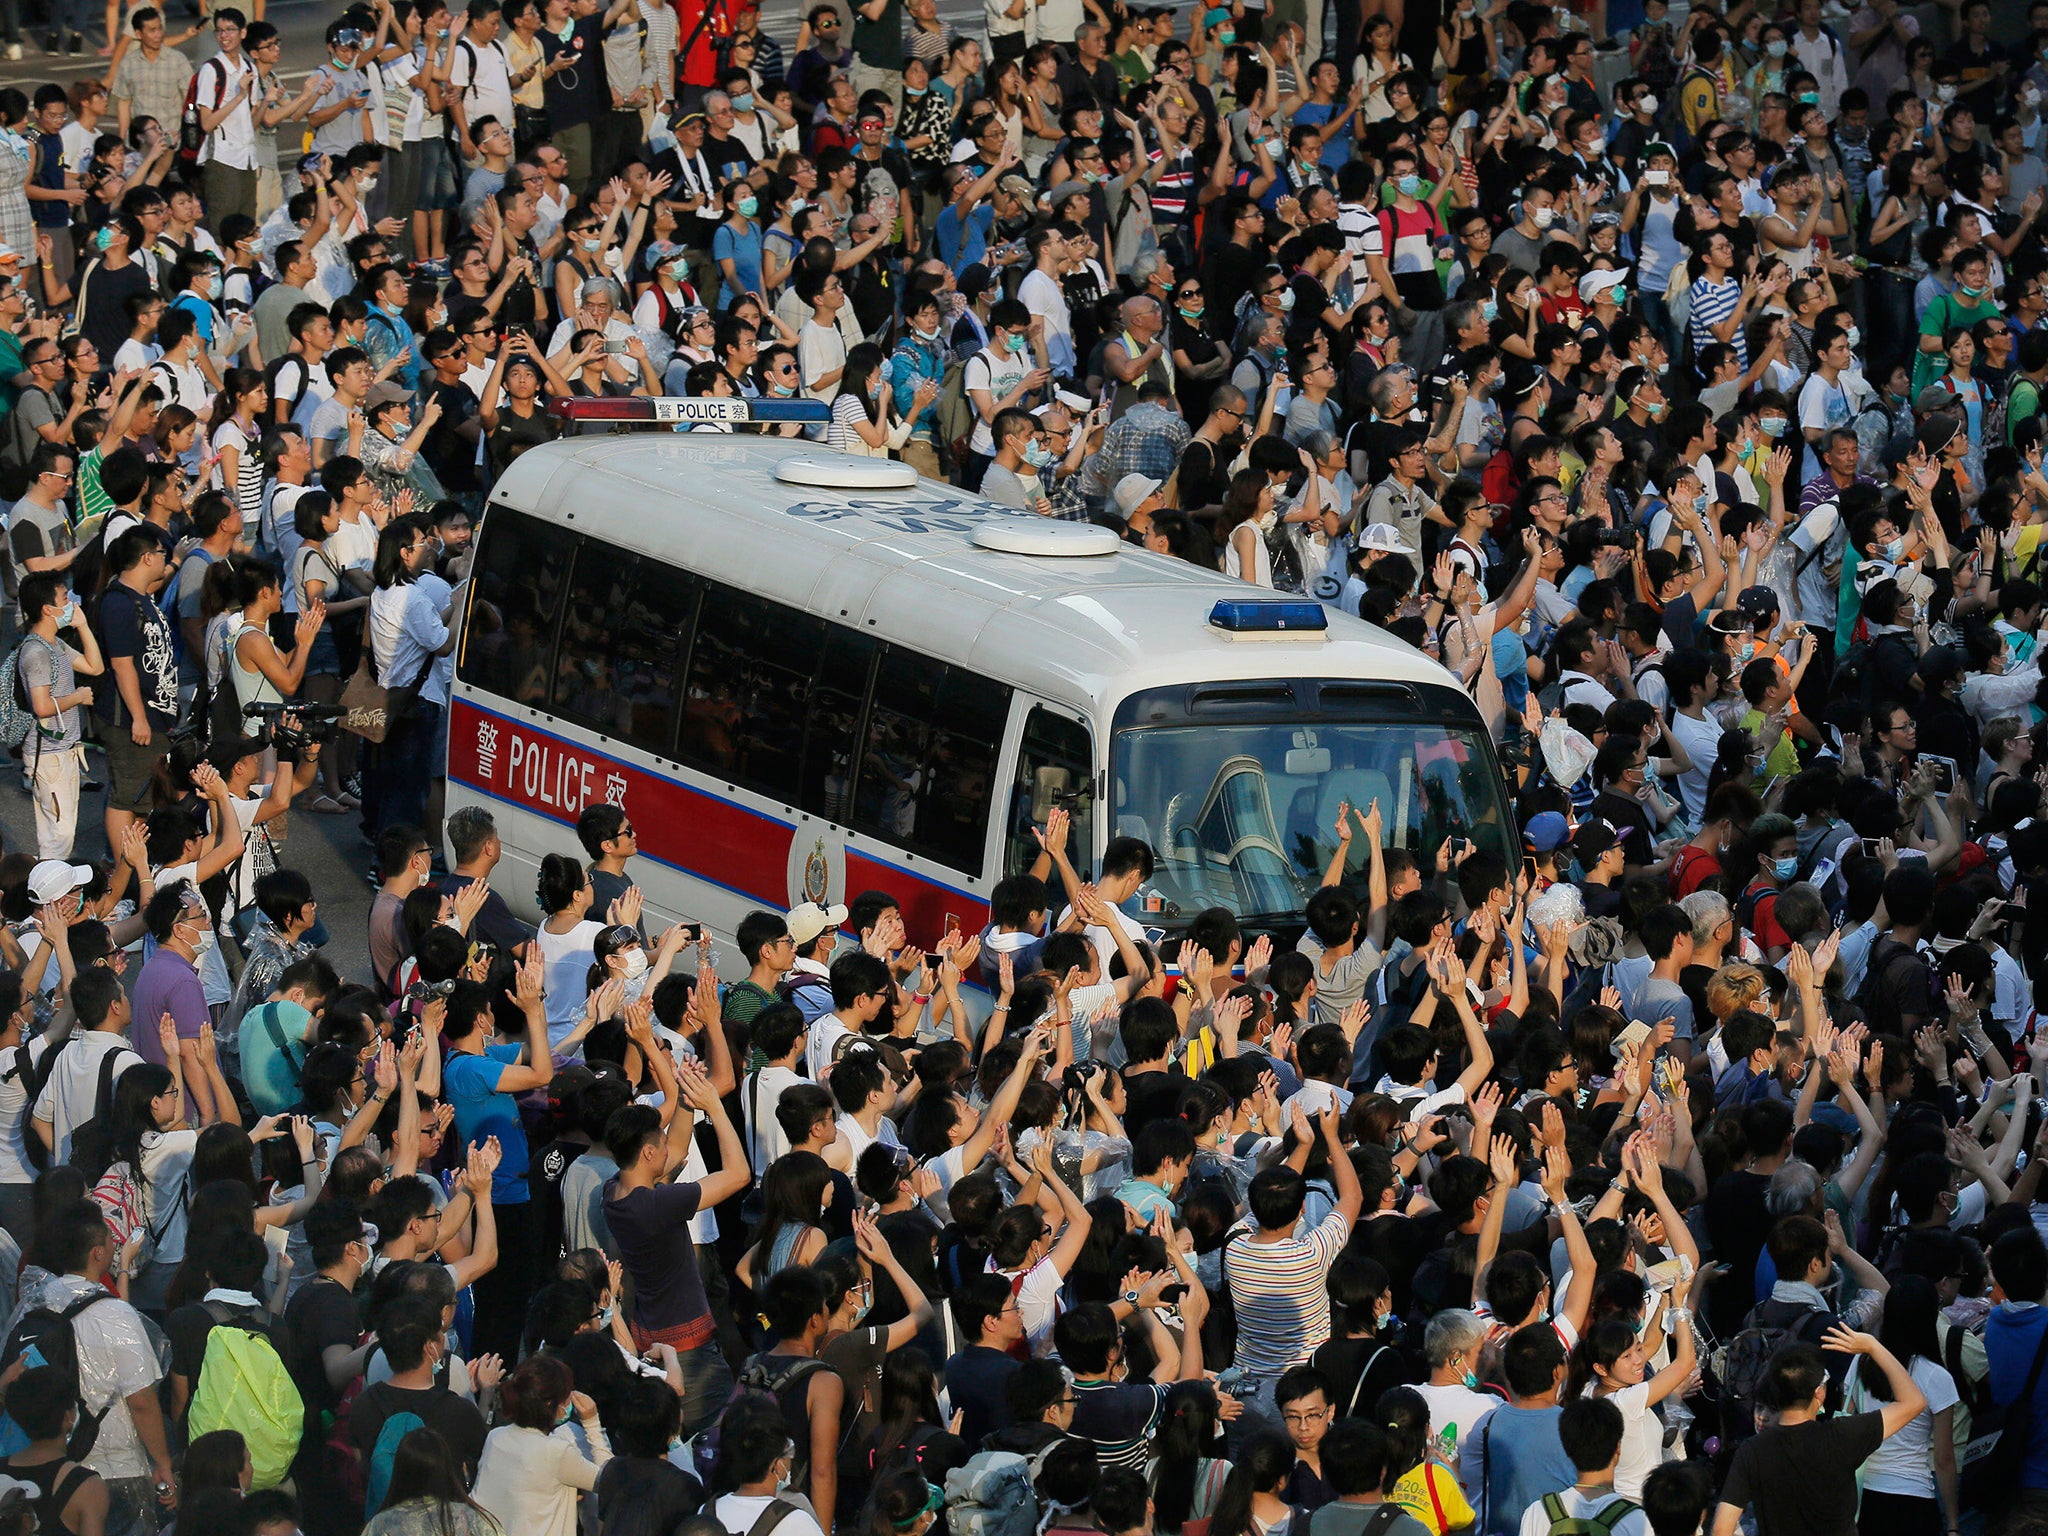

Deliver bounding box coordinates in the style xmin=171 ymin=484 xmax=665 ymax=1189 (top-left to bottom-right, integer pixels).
xmin=1357 ymin=523 xmax=1416 ymax=555
xmin=26 ymin=860 xmax=91 ymax=906
xmin=949 ymin=140 xmax=979 ymax=164
xmin=1578 ymin=268 xmax=1626 ymax=303
xmin=787 ymin=901 xmax=849 ymax=947
xmin=1113 ymin=474 xmax=1164 ymax=518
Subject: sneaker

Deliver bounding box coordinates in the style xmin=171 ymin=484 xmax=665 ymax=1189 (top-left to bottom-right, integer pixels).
xmin=66 ymin=32 xmax=80 ymax=52
xmin=344 ymin=771 xmax=363 ymax=798
xmin=4 ymin=41 xmax=20 ymax=58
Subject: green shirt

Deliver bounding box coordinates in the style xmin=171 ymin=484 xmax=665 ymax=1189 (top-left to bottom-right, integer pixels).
xmin=1915 ymin=291 xmax=1995 ymax=396
xmin=2011 ymin=376 xmax=2043 ymax=447
xmin=75 ymin=445 xmax=110 ymax=526
xmin=0 ymin=327 xmax=23 ymax=421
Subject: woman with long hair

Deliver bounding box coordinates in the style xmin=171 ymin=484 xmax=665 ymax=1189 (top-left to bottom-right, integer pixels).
xmin=1151 ymin=1380 xmax=1233 ymax=1536
xmin=826 ymin=343 xmax=934 ymax=459
xmin=866 ymin=1346 xmax=945 ymax=1478
xmin=105 ymin=1047 xmax=201 ymax=1312
xmin=1848 ymin=1273 xmax=1960 ymax=1536
xmin=533 ymin=852 xmax=612 ymax=1055
xmin=472 ymin=1355 xmax=610 ymax=1536
xmin=366 ymin=1426 xmax=503 ymax=1535
xmin=224 ymin=556 xmax=322 ymax=722
xmin=1207 ymin=1430 xmax=1299 ymax=1536
xmin=1217 ymin=469 xmax=1276 ymax=587
xmin=737 ymin=1149 xmax=833 ymax=1288
xmin=288 ymin=490 xmax=362 ymax=811
xmin=208 ymin=369 xmax=269 ymax=525
xmin=1378 ymin=1386 xmax=1473 ymax=1535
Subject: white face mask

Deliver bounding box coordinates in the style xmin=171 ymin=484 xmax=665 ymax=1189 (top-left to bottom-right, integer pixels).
xmin=1531 ymin=205 xmax=1557 ymax=228
xmin=361 ymin=175 xmax=380 ymax=193
xmin=181 ymin=918 xmax=215 ymax=956
xmin=620 ymin=948 xmax=649 ymax=980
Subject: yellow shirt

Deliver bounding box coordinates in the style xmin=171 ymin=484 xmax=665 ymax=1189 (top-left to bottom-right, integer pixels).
xmin=1388 ymin=1462 xmax=1473 ymax=1536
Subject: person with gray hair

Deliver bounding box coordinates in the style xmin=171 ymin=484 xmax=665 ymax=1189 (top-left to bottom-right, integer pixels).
xmin=442 ymin=804 xmax=537 ymax=952
xmin=544 ymin=278 xmax=642 ymax=383
xmin=1228 ymin=310 xmax=1288 ymax=439
xmin=1679 ymin=890 xmax=1734 ymax=964
xmin=1765 ymin=1159 xmax=1823 ymax=1219
xmin=1416 ymin=1308 xmax=1497 ymax=1468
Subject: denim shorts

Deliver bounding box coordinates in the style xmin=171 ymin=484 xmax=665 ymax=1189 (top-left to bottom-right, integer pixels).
xmin=415 ymin=136 xmax=458 ymax=210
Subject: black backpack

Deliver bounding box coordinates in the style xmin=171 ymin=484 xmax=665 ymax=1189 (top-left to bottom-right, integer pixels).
xmin=0 ymin=1291 xmax=119 ymax=1458
xmin=738 ymin=1351 xmax=834 ymax=1488
xmin=65 ymin=1048 xmax=130 ymax=1182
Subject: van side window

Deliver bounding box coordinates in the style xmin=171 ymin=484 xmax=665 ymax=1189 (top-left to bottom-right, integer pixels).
xmin=458 ymin=507 xmax=576 ymax=705
xmin=859 ymin=649 xmax=1011 ymax=872
xmin=801 ymin=635 xmax=878 ymax=823
xmin=678 ymin=589 xmax=814 ymax=803
xmin=1008 ymin=707 xmax=1094 ymax=881
xmin=551 ymin=540 xmax=697 ymax=755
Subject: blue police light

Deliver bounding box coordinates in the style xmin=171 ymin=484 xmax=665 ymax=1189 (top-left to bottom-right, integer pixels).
xmin=1208 ymin=599 xmax=1329 ymax=633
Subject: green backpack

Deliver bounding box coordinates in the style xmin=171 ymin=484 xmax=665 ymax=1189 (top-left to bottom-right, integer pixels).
xmin=187 ymin=1309 xmax=303 ymax=1490
xmin=1541 ymin=1493 xmax=1640 ymax=1536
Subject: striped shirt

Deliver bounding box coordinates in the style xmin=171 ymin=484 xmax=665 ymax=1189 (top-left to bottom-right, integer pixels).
xmin=1687 ymin=275 xmax=1746 ymax=368
xmin=1069 ymin=1379 xmax=1168 ymax=1473
xmin=1224 ymin=1210 xmax=1351 ymax=1376
xmin=1149 ymin=144 xmax=1197 ymax=225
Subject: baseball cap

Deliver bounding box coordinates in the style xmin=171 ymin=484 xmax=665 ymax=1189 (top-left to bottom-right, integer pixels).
xmin=365 ymin=381 xmax=410 ymax=411
xmin=949 ymin=140 xmax=980 ymax=164
xmin=1578 ymin=268 xmax=1626 ymax=304
xmin=1735 ymin=585 xmax=1780 ymax=625
xmin=26 ymin=861 xmax=91 ymax=906
xmin=997 ymin=173 xmax=1035 ymax=202
xmin=1917 ymin=413 xmax=1960 ymax=456
xmin=1572 ymin=821 xmax=1619 ymax=865
xmin=788 ymin=901 xmax=848 ymax=947
xmin=0 ymin=246 xmax=21 ymax=267
xmin=1357 ymin=524 xmax=1416 ymax=555
xmin=1523 ymin=811 xmax=1571 ymax=854
xmin=1113 ymin=474 xmax=1164 ymax=518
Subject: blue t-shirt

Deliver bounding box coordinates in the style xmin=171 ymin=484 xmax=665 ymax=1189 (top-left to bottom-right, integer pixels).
xmin=1491 ymin=627 xmax=1530 ymax=713
xmin=711 ymin=219 xmax=763 ymax=307
xmin=240 ymin=999 xmax=312 ymax=1116
xmin=1291 ymin=102 xmax=1351 ymax=171
xmin=936 ymin=202 xmax=994 ymax=275
xmin=444 ymin=1044 xmax=532 ymax=1204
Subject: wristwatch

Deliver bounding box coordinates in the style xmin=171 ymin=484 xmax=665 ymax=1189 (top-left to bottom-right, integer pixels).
xmin=1123 ymin=1289 xmax=1141 ymax=1304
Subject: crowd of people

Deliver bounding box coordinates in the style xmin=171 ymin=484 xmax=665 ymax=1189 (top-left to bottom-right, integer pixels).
xmin=0 ymin=1 xmax=2045 ymax=1536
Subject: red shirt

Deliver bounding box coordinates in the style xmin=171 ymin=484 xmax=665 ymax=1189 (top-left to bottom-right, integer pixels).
xmin=1539 ymin=291 xmax=1588 ymax=329
xmin=1669 ymin=844 xmax=1722 ymax=899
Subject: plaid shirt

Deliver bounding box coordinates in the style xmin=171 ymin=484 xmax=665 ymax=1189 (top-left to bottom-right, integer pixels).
xmin=111 ymin=44 xmax=196 ymax=141
xmin=1096 ymin=402 xmax=1189 ymax=489
xmin=1044 ymin=468 xmax=1090 ymax=521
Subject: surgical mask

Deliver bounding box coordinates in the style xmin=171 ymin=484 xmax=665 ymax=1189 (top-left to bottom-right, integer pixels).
xmin=915 ymin=323 xmax=940 ymax=341
xmin=2026 ymin=86 xmax=2043 ymax=107
xmin=361 ymin=176 xmax=379 ymax=193
xmin=1772 ymin=855 xmax=1799 ymax=881
xmin=1256 ymin=506 xmax=1279 ymax=533
xmin=1960 ymin=283 xmax=1986 ymax=298
xmin=1936 ymin=84 xmax=1956 ymax=102
xmin=1397 ymin=173 xmax=1422 ymax=196
xmin=599 ymin=1301 xmax=616 ymax=1328
xmin=620 ymin=949 xmax=649 ymax=980
xmin=1885 ymin=536 xmax=1906 ymax=560
xmin=776 ymin=1467 xmax=794 ymax=1495
xmin=738 ymin=195 xmax=758 ymax=217
xmin=1798 ymin=92 xmax=1819 ymax=105
xmin=56 ymin=600 xmax=75 ymax=627
xmin=580 ymin=236 xmax=601 ymax=251
xmin=1278 ymin=288 xmax=1296 ymax=311
xmin=1609 ymin=286 xmax=1628 ymax=306
xmin=1584 ymin=136 xmax=1606 ymax=155
xmin=1639 ymin=396 xmax=1666 ymax=417
xmin=1023 ymin=440 xmax=1053 ymax=468
xmin=1006 ymin=333 xmax=1027 ymax=354
xmin=666 ymin=260 xmax=690 ymax=280
xmin=1846 ymin=324 xmax=1861 ymax=347
xmin=906 ymin=84 xmax=927 ymax=96
xmin=1178 ymin=303 xmax=1204 ymax=320
xmin=733 ymin=93 xmax=755 ymax=111
xmin=1219 ymin=26 xmax=1236 ymax=40
xmin=1694 ymin=489 xmax=1710 ymax=514
xmin=1739 ymin=640 xmax=1756 ymax=662
xmin=1760 ymin=415 xmax=1788 ymax=437
xmin=556 ymin=19 xmax=574 ymax=40
xmin=1482 ymin=300 xmax=1498 ymax=321
xmin=1531 ymin=206 xmax=1556 ymax=228
xmin=788 ymin=197 xmax=807 ymax=215
xmin=182 ymin=921 xmax=215 ymax=956
xmin=1638 ymin=94 xmax=1658 ymax=115
xmin=1461 ymin=1370 xmax=1481 ymax=1390
xmin=770 ymin=380 xmax=797 ymax=397
xmin=1766 ymin=38 xmax=1787 ymax=56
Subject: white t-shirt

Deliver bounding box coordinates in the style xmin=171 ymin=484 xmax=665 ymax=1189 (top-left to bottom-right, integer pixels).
xmin=1852 ymin=1353 xmax=1959 ymax=1497
xmin=1516 ymin=1488 xmax=1648 ymax=1536
xmin=1668 ymin=707 xmax=1722 ymax=825
xmin=534 ymin=918 xmax=603 ymax=1054
xmin=1016 ymin=268 xmax=1073 ymax=374
xmin=1415 ymin=1381 xmax=1499 ymax=1490
xmin=745 ymin=1065 xmax=805 ymax=1172
xmin=920 ymin=1143 xmax=970 ymax=1223
xmin=838 ymin=1112 xmax=900 ymax=1164
xmin=965 ymin=345 xmax=1029 ymax=457
xmin=714 ymin=1494 xmax=827 ymax=1536
xmin=1599 ymin=1380 xmax=1662 ymax=1501
xmin=139 ymin=1127 xmax=199 ymax=1266
xmin=806 ymin=1015 xmax=854 ymax=1082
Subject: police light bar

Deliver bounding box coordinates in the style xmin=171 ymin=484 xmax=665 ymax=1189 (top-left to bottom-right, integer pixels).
xmin=546 ymin=395 xmax=831 ymax=426
xmin=1208 ymin=599 xmax=1329 ymax=633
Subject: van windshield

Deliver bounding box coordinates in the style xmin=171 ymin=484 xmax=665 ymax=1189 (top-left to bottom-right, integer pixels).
xmin=1113 ymin=715 xmax=1513 ymax=928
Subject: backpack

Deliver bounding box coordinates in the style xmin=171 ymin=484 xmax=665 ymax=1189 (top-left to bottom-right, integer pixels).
xmin=0 ymin=635 xmax=55 ymax=756
xmin=178 ymin=56 xmax=231 ymax=165
xmin=188 ymin=1305 xmax=302 ymax=1489
xmin=944 ymin=1449 xmax=1045 ymax=1536
xmin=1857 ymin=933 xmax=1935 ymax=1035
xmin=65 ymin=1048 xmax=130 ymax=1182
xmin=1708 ymin=1298 xmax=1827 ymax=1446
xmin=1540 ymin=1493 xmax=1640 ymax=1536
xmin=89 ymin=1157 xmax=179 ymax=1261
xmin=738 ymin=1351 xmax=832 ymax=1486
xmin=933 ymin=357 xmax=973 ymax=469
xmin=362 ymin=1406 xmax=425 ymax=1514
xmin=1852 ymin=398 xmax=1894 ymax=478
xmin=0 ymin=1291 xmax=119 ymax=1459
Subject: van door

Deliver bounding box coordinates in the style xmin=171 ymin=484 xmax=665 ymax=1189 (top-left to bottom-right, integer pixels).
xmin=1002 ymin=702 xmax=1098 ymax=883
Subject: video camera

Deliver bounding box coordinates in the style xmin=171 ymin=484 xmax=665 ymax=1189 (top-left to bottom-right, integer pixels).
xmin=242 ymin=700 xmax=344 ymax=756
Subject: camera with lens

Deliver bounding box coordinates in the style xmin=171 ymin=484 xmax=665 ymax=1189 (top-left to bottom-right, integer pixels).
xmin=242 ymin=701 xmax=344 ymax=755
xmin=405 ymin=977 xmax=460 ymax=1005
